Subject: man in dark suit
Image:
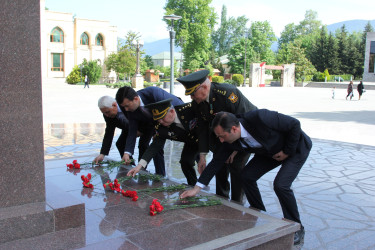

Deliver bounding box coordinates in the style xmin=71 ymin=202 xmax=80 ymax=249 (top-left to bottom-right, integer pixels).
xmin=181 ymin=110 xmax=312 ymax=245
xmin=177 ymin=70 xmax=257 ymax=204
xmin=127 ymin=99 xmax=199 ymax=185
xmin=115 ymin=86 xmax=183 ymax=176
xmin=93 ymin=96 xmax=129 ymax=164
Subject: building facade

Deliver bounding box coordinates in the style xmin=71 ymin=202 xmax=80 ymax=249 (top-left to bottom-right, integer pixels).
xmin=363 ymin=32 xmax=375 ymax=82
xmin=41 ymin=0 xmax=117 ymax=80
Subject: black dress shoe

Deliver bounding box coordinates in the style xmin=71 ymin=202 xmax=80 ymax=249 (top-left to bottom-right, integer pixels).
xmin=294 ymin=226 xmax=305 ymax=245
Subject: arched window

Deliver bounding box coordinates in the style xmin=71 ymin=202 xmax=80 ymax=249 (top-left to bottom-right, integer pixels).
xmin=96 ymin=34 xmax=103 ymax=46
xmin=50 ymin=27 xmax=64 ymax=43
xmin=80 ymin=32 xmax=89 ymax=45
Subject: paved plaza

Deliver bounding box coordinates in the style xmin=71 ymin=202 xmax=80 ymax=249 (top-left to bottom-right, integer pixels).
xmin=3 ymin=79 xmax=375 ymax=249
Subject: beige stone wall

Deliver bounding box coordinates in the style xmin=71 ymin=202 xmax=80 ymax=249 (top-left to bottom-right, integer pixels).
xmin=41 ymin=0 xmax=117 ymax=80
xmin=363 ymin=32 xmax=375 ymax=82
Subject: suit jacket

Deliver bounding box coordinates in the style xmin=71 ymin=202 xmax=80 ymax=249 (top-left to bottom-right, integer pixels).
xmin=193 ymin=82 xmax=257 ymax=153
xmin=100 ymin=111 xmax=129 ymax=155
xmin=198 ymin=109 xmax=312 ymax=186
xmin=123 ymin=87 xmax=183 ymax=155
xmin=140 ymin=102 xmax=199 ymax=163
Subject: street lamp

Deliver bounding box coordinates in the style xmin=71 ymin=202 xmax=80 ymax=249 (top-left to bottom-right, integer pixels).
xmin=163 ymin=14 xmax=182 ymax=95
xmin=131 ymin=39 xmax=144 ymax=88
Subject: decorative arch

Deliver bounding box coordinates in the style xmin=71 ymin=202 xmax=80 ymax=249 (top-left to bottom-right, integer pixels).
xmin=50 ymin=27 xmax=64 ymax=43
xmin=95 ymin=33 xmax=104 ymax=46
xmin=80 ymin=32 xmax=89 ymax=45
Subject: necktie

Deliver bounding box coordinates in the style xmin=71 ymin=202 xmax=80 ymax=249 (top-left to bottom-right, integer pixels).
xmin=239 ymin=138 xmax=251 ymax=149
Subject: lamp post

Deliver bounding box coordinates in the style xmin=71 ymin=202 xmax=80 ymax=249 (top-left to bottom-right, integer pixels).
xmin=163 ymin=14 xmax=182 ymax=95
xmin=131 ymin=39 xmax=144 ymax=88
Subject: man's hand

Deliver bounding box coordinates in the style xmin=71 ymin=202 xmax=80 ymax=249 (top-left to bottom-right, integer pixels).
xmin=127 ymin=164 xmax=143 ymax=177
xmin=225 ymin=151 xmax=238 ymax=164
xmin=93 ymin=154 xmax=105 ymax=164
xmin=272 ymin=150 xmax=288 ymax=161
xmin=122 ymin=153 xmax=132 ymax=165
xmin=180 ymin=185 xmax=202 ymax=199
xmin=197 ymin=154 xmax=207 ymax=174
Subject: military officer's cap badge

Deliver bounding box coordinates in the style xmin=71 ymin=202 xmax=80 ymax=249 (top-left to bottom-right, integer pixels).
xmin=228 ymin=92 xmax=238 ymax=103
xmin=144 ymin=98 xmax=172 ymax=120
xmin=177 ymin=70 xmax=209 ymax=95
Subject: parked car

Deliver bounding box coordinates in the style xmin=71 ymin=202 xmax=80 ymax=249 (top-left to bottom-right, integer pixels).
xmin=334 ymin=76 xmax=344 ymax=82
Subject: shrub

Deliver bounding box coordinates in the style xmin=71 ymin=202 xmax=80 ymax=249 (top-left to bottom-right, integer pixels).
xmin=304 ymin=75 xmax=313 ymax=82
xmin=66 ymin=65 xmax=82 ymax=84
xmin=224 ymin=79 xmax=237 ymax=85
xmin=81 ymin=59 xmax=102 ymax=84
xmin=106 ymin=82 xmax=131 ymax=88
xmin=143 ymin=82 xmax=162 ymax=88
xmin=232 ymin=74 xmax=244 ymax=86
xmin=212 ymin=75 xmax=224 ymax=83
xmin=313 ymin=72 xmax=325 ymax=82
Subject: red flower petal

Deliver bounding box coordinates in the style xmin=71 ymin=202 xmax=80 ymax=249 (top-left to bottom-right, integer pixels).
xmin=73 ymin=160 xmax=77 ymax=164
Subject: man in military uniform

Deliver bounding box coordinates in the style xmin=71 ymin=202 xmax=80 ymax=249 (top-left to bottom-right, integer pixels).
xmin=115 ymin=86 xmax=183 ymax=176
xmin=177 ymin=70 xmax=257 ymax=203
xmin=127 ymin=99 xmax=199 ymax=185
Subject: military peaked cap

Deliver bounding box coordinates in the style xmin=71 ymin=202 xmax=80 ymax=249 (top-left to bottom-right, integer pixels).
xmin=177 ymin=70 xmax=209 ymax=95
xmin=144 ymin=98 xmax=172 ymax=120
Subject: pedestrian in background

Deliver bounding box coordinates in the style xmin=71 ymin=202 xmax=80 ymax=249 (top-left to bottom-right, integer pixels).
xmin=346 ymin=81 xmax=354 ymax=100
xmin=84 ymin=75 xmax=89 ymax=88
xmin=357 ymin=81 xmax=365 ymax=100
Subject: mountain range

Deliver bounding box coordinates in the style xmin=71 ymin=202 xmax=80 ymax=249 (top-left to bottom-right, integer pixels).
xmin=121 ymin=19 xmax=375 ymax=56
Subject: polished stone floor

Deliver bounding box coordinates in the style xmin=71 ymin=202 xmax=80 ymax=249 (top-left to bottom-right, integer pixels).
xmin=39 ymin=124 xmax=375 ymax=249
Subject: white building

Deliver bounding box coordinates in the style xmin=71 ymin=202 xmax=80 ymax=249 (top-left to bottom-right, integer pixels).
xmin=363 ymin=32 xmax=375 ymax=82
xmin=41 ymin=0 xmax=117 ymax=80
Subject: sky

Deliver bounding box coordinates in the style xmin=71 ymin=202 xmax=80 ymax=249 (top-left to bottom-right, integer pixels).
xmin=45 ymin=0 xmax=375 ymax=43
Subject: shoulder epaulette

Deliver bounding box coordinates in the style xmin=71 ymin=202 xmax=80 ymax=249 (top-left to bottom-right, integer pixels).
xmin=176 ymin=102 xmax=192 ymax=112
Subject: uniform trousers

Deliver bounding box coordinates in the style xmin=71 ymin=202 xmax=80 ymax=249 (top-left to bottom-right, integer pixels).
xmin=240 ymin=149 xmax=309 ymax=223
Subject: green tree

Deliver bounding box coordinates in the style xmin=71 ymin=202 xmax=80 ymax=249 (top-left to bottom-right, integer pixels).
xmin=295 ymin=10 xmax=322 ymax=59
xmin=211 ymin=5 xmax=248 ymax=56
xmin=276 ymin=40 xmax=316 ymax=81
xmin=227 ymin=37 xmax=254 ymax=74
xmin=278 ymin=23 xmax=299 ymax=49
xmin=347 ymin=33 xmax=363 ymax=78
xmin=310 ymin=26 xmax=329 ymax=72
xmin=326 ymin=33 xmax=340 ymax=74
xmin=80 ymin=59 xmax=102 ymax=83
xmin=337 ymin=25 xmax=350 ymax=74
xmin=297 ymin=10 xmax=322 ymax=35
xmin=144 ymin=55 xmax=154 ymax=69
xmin=249 ymin=21 xmax=276 ymax=64
xmin=164 ymin=0 xmax=217 ymax=70
xmin=104 ymin=32 xmax=139 ymax=80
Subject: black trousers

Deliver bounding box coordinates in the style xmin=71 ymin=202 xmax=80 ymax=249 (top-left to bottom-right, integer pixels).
xmin=240 ymin=150 xmax=309 ymax=224
xmin=138 ymin=133 xmax=166 ymax=176
xmin=179 ymin=143 xmax=199 ymax=186
xmin=116 ymin=130 xmax=128 ymax=158
xmin=215 ymin=150 xmax=251 ymax=204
